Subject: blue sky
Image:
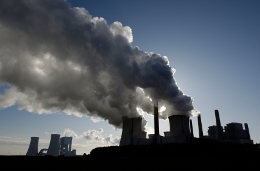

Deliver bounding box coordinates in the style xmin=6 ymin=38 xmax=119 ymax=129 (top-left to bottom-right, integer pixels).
xmin=0 ymin=0 xmax=260 ymax=155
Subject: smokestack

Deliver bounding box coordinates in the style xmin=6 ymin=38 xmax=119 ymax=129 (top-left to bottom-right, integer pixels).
xmin=190 ymin=119 xmax=194 ymax=137
xmin=215 ymin=110 xmax=224 ymax=140
xmin=154 ymin=102 xmax=159 ymax=136
xmin=244 ymin=123 xmax=251 ymax=140
xmin=197 ymin=114 xmax=203 ymax=138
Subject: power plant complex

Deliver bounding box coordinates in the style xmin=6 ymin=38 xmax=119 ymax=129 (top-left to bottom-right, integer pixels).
xmin=26 ymin=105 xmax=253 ymax=156
xmin=120 ymin=106 xmax=253 ymax=146
xmin=26 ymin=134 xmax=76 ymax=156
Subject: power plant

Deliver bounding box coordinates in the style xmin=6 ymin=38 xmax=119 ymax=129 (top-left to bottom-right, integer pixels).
xmin=26 ymin=134 xmax=77 ymax=156
xmin=206 ymin=110 xmax=253 ymax=144
xmin=120 ymin=106 xmax=254 ymax=146
xmin=120 ymin=104 xmax=192 ymax=146
xmin=26 ymin=106 xmax=254 ymax=156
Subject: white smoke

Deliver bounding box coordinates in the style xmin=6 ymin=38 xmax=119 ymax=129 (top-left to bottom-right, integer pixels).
xmin=0 ymin=0 xmax=197 ymax=128
xmin=61 ymin=128 xmax=120 ymax=145
xmin=145 ymin=125 xmax=155 ymax=135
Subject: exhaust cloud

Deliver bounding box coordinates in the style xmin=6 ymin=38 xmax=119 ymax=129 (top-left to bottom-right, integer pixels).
xmin=0 ymin=0 xmax=198 ymax=128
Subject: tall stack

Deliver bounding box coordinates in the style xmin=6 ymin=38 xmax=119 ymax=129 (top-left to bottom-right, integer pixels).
xmin=215 ymin=110 xmax=224 ymax=140
xmin=154 ymin=103 xmax=159 ymax=136
xmin=244 ymin=123 xmax=251 ymax=140
xmin=190 ymin=119 xmax=194 ymax=137
xmin=197 ymin=114 xmax=204 ymax=138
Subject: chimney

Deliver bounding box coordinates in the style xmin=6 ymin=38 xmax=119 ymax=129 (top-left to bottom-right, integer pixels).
xmin=197 ymin=114 xmax=203 ymax=138
xmin=190 ymin=119 xmax=194 ymax=137
xmin=244 ymin=123 xmax=251 ymax=140
xmin=154 ymin=102 xmax=159 ymax=136
xmin=215 ymin=110 xmax=224 ymax=140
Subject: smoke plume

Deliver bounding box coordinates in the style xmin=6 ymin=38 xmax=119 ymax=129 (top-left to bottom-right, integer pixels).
xmin=0 ymin=0 xmax=198 ymax=127
xmin=62 ymin=128 xmax=120 ymax=145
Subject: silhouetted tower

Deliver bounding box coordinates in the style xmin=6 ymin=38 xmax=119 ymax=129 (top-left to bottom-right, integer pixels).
xmin=26 ymin=137 xmax=39 ymax=156
xmin=244 ymin=123 xmax=251 ymax=140
xmin=60 ymin=137 xmax=72 ymax=155
xmin=190 ymin=119 xmax=194 ymax=137
xmin=215 ymin=110 xmax=224 ymax=140
xmin=197 ymin=114 xmax=203 ymax=138
xmin=46 ymin=134 xmax=60 ymax=156
xmin=168 ymin=115 xmax=190 ymax=143
xmin=154 ymin=102 xmax=159 ymax=136
xmin=120 ymin=117 xmax=144 ymax=146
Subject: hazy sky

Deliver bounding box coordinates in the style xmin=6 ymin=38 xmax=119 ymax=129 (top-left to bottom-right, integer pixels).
xmin=0 ymin=0 xmax=260 ymax=155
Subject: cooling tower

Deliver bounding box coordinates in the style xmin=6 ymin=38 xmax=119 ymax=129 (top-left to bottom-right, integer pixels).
xmin=190 ymin=119 xmax=194 ymax=137
xmin=26 ymin=137 xmax=39 ymax=156
xmin=120 ymin=117 xmax=143 ymax=146
xmin=198 ymin=114 xmax=203 ymax=138
xmin=154 ymin=103 xmax=159 ymax=136
xmin=46 ymin=134 xmax=60 ymax=156
xmin=244 ymin=123 xmax=251 ymax=140
xmin=168 ymin=115 xmax=190 ymax=137
xmin=215 ymin=110 xmax=224 ymax=140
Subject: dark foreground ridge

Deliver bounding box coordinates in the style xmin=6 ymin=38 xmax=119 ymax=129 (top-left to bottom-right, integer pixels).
xmin=1 ymin=139 xmax=259 ymax=170
xmin=90 ymin=138 xmax=260 ymax=158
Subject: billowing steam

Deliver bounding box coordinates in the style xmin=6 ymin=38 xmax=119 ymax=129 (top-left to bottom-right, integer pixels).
xmin=0 ymin=0 xmax=198 ymax=127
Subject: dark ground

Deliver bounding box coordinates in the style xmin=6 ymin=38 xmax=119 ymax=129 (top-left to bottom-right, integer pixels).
xmin=1 ymin=139 xmax=259 ymax=170
xmin=0 ymin=155 xmax=258 ymax=170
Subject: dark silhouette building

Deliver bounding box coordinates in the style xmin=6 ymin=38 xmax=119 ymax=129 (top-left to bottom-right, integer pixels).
xmin=206 ymin=110 xmax=253 ymax=144
xmin=197 ymin=114 xmax=204 ymax=138
xmin=215 ymin=110 xmax=224 ymax=140
xmin=190 ymin=119 xmax=194 ymax=137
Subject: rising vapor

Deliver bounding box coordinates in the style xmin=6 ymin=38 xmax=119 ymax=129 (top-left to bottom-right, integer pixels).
xmin=0 ymin=0 xmax=198 ymax=128
xmin=62 ymin=128 xmax=120 ymax=145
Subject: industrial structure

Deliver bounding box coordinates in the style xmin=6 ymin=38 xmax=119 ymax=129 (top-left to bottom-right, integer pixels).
xmin=26 ymin=137 xmax=39 ymax=156
xmin=46 ymin=134 xmax=60 ymax=156
xmin=60 ymin=137 xmax=76 ymax=156
xmin=189 ymin=119 xmax=194 ymax=137
xmin=120 ymin=105 xmax=254 ymax=146
xmin=26 ymin=134 xmax=77 ymax=156
xmin=197 ymin=114 xmax=204 ymax=138
xmin=26 ymin=107 xmax=254 ymax=154
xmin=119 ymin=117 xmax=146 ymax=146
xmin=206 ymin=110 xmax=253 ymax=144
xmin=120 ymin=104 xmax=191 ymax=146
